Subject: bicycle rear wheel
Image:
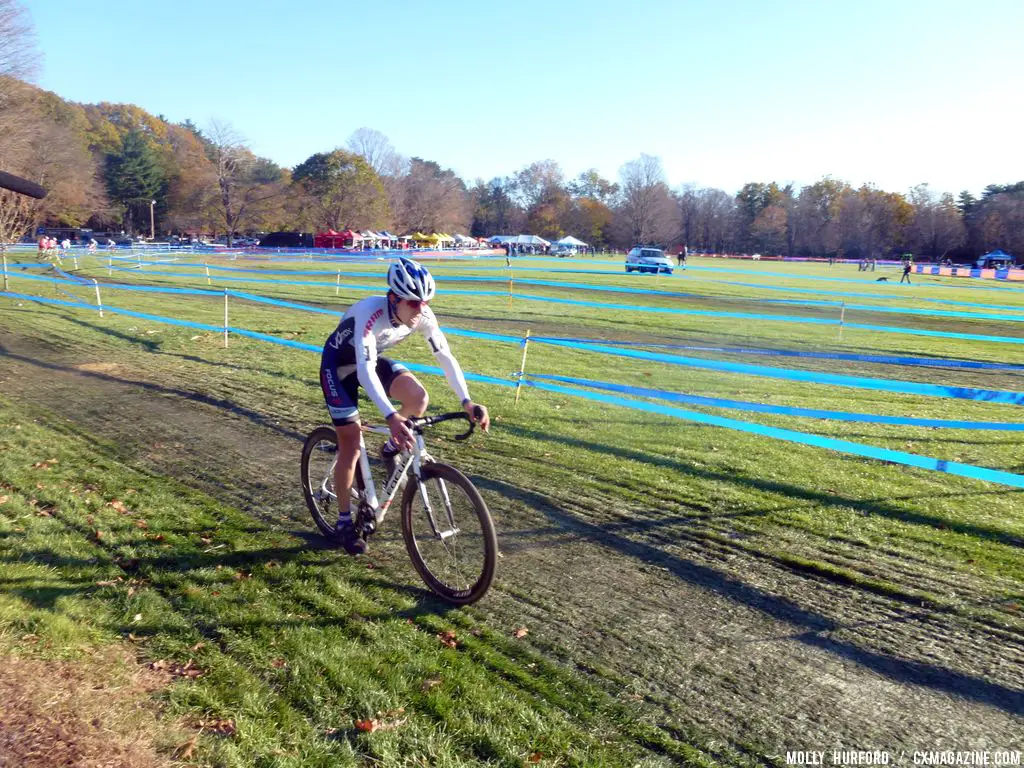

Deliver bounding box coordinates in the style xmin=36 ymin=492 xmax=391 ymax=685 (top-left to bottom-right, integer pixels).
xmin=301 ymin=427 xmax=341 ymax=541
xmin=401 ymin=462 xmax=497 ymax=605
xmin=300 ymin=427 xmax=366 ymax=542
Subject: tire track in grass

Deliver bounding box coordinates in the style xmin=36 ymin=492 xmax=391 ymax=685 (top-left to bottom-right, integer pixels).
xmin=3 ymin=321 xmax=1021 ymax=751
xmin=465 ymin=446 xmax=1024 ymax=714
xmin=0 ymin=403 xmax=735 ymax=767
xmin=479 ymin=431 xmax=1024 ymax=633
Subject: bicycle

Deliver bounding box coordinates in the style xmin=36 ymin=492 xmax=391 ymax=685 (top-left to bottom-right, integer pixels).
xmin=300 ymin=411 xmax=497 ymax=605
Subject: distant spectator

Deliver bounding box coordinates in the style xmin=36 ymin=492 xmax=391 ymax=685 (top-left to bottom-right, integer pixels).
xmin=88 ymin=238 xmax=97 ymax=253
xmin=900 ymin=260 xmax=912 ymax=284
xmin=677 ymin=245 xmax=688 ymax=268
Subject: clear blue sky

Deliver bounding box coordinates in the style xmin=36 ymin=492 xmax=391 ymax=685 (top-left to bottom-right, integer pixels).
xmin=23 ymin=0 xmax=1024 ymax=196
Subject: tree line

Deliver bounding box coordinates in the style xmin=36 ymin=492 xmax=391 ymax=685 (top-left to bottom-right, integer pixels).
xmin=0 ymin=0 xmax=1019 ymax=258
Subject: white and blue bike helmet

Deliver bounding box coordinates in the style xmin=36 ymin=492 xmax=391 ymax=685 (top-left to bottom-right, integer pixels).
xmin=387 ymin=257 xmax=436 ymax=302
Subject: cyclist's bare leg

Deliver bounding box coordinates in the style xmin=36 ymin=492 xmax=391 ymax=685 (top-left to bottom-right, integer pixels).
xmin=389 ymin=372 xmax=429 ymax=418
xmin=334 ymin=421 xmax=361 ymax=517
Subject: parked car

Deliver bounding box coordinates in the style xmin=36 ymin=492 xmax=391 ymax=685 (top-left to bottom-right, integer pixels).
xmin=625 ymin=246 xmax=673 ymax=274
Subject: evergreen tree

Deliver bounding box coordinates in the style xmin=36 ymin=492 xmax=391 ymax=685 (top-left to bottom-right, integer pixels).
xmin=105 ymin=129 xmax=164 ymax=233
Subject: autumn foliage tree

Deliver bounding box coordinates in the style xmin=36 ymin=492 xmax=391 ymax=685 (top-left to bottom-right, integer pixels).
xmin=291 ymin=149 xmax=390 ymax=231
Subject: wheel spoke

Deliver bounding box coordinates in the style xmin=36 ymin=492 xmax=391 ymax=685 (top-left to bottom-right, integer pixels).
xmin=404 ymin=467 xmax=494 ymax=602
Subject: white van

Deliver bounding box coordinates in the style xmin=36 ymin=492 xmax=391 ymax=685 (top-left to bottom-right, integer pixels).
xmin=625 ymin=246 xmax=673 ymax=274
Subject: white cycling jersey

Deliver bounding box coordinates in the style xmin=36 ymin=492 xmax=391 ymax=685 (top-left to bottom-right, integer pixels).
xmin=323 ymin=295 xmax=470 ymax=419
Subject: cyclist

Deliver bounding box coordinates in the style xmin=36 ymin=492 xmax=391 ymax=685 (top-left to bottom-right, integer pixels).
xmin=319 ymin=257 xmax=490 ymax=554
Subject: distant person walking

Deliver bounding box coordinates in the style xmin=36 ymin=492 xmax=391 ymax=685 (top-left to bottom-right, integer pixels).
xmin=900 ymin=260 xmax=913 ymax=284
xmin=677 ymin=244 xmax=688 ymax=268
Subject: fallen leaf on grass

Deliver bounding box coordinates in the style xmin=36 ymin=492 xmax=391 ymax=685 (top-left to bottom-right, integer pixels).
xmin=437 ymin=631 xmax=458 ymax=649
xmin=190 ymin=641 xmax=205 ymax=652
xmin=174 ymin=734 xmax=198 ymax=760
xmin=0 ymin=495 xmax=9 ymax=504
xmin=193 ymin=718 xmax=236 ymax=735
xmin=107 ymin=500 xmax=128 ymax=514
xmin=95 ymin=578 xmax=123 ymax=587
xmin=528 ymin=752 xmax=544 ymax=763
xmin=36 ymin=508 xmax=53 ymax=517
xmin=354 ymin=718 xmax=379 ymax=733
xmin=151 ymin=658 xmax=205 ymax=678
xmin=270 ymin=658 xmax=287 ymax=669
xmin=31 ymin=458 xmax=58 ymax=470
xmin=233 ymin=570 xmax=251 ymax=580
xmin=513 ymin=626 xmax=529 ymax=639
xmin=421 ymin=678 xmax=442 ymax=692
xmin=93 ymin=529 xmax=104 ymax=541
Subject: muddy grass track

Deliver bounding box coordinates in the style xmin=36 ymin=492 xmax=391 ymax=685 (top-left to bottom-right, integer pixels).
xmin=1 ymin=320 xmax=1021 ymax=757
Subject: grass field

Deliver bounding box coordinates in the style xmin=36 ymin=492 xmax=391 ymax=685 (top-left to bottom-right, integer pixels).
xmin=1 ymin=251 xmax=1022 ymax=766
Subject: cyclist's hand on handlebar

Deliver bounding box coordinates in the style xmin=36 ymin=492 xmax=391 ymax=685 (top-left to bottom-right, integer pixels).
xmin=463 ymin=401 xmax=490 ymax=432
xmin=386 ymin=412 xmax=415 ymax=450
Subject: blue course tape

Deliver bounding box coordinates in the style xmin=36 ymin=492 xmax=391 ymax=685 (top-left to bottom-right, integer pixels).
xmin=529 ymin=337 xmax=1024 ymax=405
xmin=514 ymin=377 xmax=1024 ymax=490
xmin=37 ymin=264 xmax=1024 ymax=346
xmin=1 ymin=292 xmax=225 ymax=333
xmin=106 ymin=261 xmax=1024 ymax=320
xmin=526 ymin=373 xmax=1024 ymax=430
xmin=527 ymin=337 xmax=1024 ymax=371
xmin=5 ymin=270 xmax=221 ymax=297
xmin=5 ymin=290 xmax=1024 ymax=488
xmin=14 ymin=268 xmax=1024 ymax=361
xmin=226 ymin=290 xmax=340 ymax=316
xmin=706 ymin=279 xmax=1024 ymax=313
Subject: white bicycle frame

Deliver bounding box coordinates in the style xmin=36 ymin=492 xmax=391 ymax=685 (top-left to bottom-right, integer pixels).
xmin=319 ymin=424 xmax=457 ymax=537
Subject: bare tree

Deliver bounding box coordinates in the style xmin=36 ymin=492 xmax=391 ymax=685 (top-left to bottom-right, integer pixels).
xmin=0 ymin=0 xmax=42 ymax=260
xmin=347 ymin=127 xmax=402 ymax=176
xmin=0 ymin=0 xmax=40 ymax=95
xmin=394 ymin=158 xmax=469 ymax=233
xmin=0 ymin=188 xmax=37 ymax=283
xmin=908 ymin=184 xmax=965 ymax=258
xmin=618 ymin=154 xmax=676 ymax=245
xmin=207 ymin=120 xmax=283 ymax=244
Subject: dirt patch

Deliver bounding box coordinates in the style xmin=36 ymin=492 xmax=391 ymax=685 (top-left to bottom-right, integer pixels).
xmin=2 ymin=322 xmax=1022 ymax=754
xmin=0 ymin=647 xmax=179 ymax=768
xmin=74 ymin=362 xmax=122 ymax=373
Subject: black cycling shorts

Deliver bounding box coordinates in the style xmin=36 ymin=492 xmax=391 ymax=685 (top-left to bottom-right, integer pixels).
xmin=319 ymin=354 xmax=408 ymax=426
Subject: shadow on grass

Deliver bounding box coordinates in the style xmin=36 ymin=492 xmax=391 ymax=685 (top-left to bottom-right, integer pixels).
xmin=0 ymin=344 xmax=307 ymax=443
xmin=472 ymin=473 xmax=1024 ymax=715
xmin=501 ymin=424 xmax=1024 ymax=548
xmin=57 ymin=313 xmax=318 ymax=389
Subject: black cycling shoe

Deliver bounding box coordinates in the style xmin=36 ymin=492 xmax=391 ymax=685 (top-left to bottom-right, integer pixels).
xmin=335 ymin=519 xmax=367 ymax=555
xmin=381 ymin=443 xmax=399 ymax=479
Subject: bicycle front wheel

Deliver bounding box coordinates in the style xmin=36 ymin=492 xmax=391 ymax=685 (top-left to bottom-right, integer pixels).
xmin=401 ymin=462 xmax=497 ymax=605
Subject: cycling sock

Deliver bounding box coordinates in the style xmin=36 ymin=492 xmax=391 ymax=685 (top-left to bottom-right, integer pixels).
xmin=337 ymin=510 xmax=352 ymax=524
xmin=382 ymin=438 xmax=399 ymax=455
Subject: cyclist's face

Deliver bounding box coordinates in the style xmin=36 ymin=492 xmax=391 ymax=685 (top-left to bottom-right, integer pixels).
xmin=396 ymin=297 xmax=428 ymax=326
